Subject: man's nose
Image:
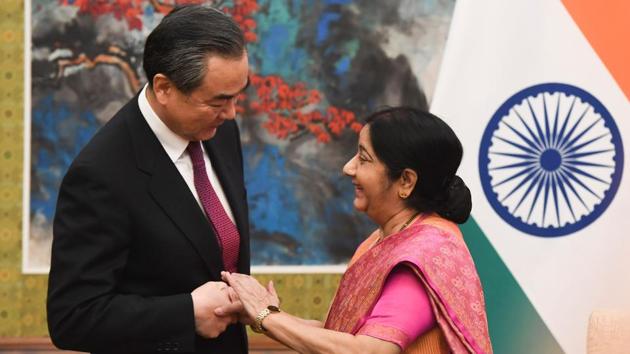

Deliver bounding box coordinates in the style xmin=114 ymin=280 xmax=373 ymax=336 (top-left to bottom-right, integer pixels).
xmin=221 ymin=98 xmax=238 ymax=120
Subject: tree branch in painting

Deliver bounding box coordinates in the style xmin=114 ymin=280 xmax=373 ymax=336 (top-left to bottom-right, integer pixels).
xmin=50 ymin=45 xmax=141 ymax=92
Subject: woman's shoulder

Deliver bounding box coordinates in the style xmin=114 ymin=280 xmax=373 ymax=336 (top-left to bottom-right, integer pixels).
xmin=418 ymin=214 xmax=462 ymax=238
xmin=359 ymin=228 xmax=381 ymax=249
xmin=392 ymin=216 xmax=472 ymax=268
xmin=347 ymin=229 xmax=381 ymax=266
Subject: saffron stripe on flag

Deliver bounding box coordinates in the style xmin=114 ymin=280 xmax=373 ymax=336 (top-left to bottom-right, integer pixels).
xmin=562 ymin=0 xmax=630 ymax=101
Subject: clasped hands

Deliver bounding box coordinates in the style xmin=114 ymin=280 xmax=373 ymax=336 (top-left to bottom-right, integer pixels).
xmin=191 ymin=272 xmax=279 ymax=338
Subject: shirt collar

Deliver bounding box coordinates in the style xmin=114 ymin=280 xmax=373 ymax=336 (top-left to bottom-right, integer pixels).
xmin=138 ymin=84 xmax=189 ymax=162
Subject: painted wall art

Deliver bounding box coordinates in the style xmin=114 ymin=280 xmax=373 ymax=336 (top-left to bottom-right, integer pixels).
xmin=25 ymin=0 xmax=454 ymax=272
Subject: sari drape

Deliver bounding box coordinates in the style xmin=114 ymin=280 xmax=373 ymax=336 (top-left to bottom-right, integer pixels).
xmin=324 ymin=214 xmax=493 ymax=354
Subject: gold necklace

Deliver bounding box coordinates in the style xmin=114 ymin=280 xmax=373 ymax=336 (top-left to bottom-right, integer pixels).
xmin=398 ymin=211 xmax=421 ymax=232
xmin=375 ymin=211 xmax=421 ymax=246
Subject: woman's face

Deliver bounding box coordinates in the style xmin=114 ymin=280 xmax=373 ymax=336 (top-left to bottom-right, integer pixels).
xmin=343 ymin=125 xmax=402 ymax=224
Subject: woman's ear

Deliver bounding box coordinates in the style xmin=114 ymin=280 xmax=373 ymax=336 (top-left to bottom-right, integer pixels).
xmin=398 ymin=168 xmax=418 ymax=199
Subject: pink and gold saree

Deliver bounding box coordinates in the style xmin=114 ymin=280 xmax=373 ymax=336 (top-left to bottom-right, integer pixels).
xmin=324 ymin=214 xmax=493 ymax=354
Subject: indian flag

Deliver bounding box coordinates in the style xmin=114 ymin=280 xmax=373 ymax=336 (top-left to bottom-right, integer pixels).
xmin=431 ymin=1 xmax=630 ymax=353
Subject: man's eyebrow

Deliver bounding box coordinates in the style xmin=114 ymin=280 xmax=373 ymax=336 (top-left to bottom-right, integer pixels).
xmin=211 ymin=77 xmax=251 ymax=101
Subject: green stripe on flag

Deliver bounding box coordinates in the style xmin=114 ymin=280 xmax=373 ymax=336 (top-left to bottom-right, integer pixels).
xmin=461 ymin=217 xmax=565 ymax=354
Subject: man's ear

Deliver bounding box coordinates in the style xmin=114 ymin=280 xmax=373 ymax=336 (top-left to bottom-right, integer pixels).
xmin=151 ymin=74 xmax=173 ymax=105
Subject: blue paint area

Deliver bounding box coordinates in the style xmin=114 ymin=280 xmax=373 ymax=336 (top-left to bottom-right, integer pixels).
xmin=250 ymin=1 xmax=357 ymax=87
xmin=31 ymin=95 xmax=99 ymax=220
xmin=243 ymin=143 xmax=361 ymax=265
xmin=245 ymin=145 xmax=301 ymax=235
xmin=335 ymin=56 xmax=350 ymax=75
xmin=324 ymin=0 xmax=352 ymax=4
xmin=260 ymin=24 xmax=298 ymax=76
xmin=144 ymin=3 xmax=155 ymax=16
xmin=317 ymin=12 xmax=341 ymax=44
xmin=250 ymin=3 xmax=310 ymax=81
xmin=244 ymin=144 xmax=304 ymax=264
xmin=293 ymin=0 xmax=302 ymax=13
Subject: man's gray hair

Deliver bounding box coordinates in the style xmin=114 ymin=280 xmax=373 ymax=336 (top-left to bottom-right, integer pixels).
xmin=143 ymin=5 xmax=245 ymax=93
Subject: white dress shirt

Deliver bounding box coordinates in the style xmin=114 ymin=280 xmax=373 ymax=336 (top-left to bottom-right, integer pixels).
xmin=138 ymin=84 xmax=236 ymax=224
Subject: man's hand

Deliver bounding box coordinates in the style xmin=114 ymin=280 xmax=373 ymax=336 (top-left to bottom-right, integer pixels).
xmin=214 ymin=287 xmax=253 ymax=325
xmin=191 ymin=281 xmax=239 ymax=338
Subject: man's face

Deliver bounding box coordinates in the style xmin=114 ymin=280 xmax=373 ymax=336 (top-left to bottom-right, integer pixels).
xmin=161 ymin=53 xmax=249 ymax=141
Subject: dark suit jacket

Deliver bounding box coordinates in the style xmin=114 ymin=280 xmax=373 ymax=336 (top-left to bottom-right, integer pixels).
xmin=47 ymin=95 xmax=250 ymax=354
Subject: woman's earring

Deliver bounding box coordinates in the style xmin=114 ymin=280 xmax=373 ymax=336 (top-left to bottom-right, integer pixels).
xmin=399 ymin=192 xmax=408 ymax=199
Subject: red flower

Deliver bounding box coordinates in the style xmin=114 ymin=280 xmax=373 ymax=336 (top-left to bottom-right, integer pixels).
xmin=351 ymin=122 xmax=363 ymax=133
xmin=244 ymin=32 xmax=258 ymax=43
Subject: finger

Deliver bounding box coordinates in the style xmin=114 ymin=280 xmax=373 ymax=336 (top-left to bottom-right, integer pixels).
xmin=229 ymin=275 xmax=249 ymax=293
xmin=227 ymin=287 xmax=240 ymax=302
xmin=222 ymin=275 xmax=241 ymax=292
xmin=231 ymin=273 xmax=250 ymax=281
xmin=217 ymin=281 xmax=228 ymax=292
xmin=223 ymin=272 xmax=244 ymax=289
xmin=222 ymin=271 xmax=239 ymax=285
xmin=267 ymin=280 xmax=277 ymax=297
xmin=214 ymin=301 xmax=243 ymax=317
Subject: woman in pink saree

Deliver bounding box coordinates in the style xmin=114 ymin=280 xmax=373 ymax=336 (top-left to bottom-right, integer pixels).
xmin=219 ymin=107 xmax=493 ymax=353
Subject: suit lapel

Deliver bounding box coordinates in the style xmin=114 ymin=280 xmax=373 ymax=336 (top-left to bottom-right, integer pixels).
xmin=149 ymin=156 xmax=225 ymax=277
xmin=125 ymin=98 xmax=224 ymax=278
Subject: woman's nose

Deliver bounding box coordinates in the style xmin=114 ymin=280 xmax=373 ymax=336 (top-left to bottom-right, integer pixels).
xmin=342 ymin=155 xmax=356 ymax=176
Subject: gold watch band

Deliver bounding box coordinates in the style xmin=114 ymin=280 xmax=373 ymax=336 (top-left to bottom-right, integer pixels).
xmin=251 ymin=308 xmax=271 ymax=333
xmin=251 ymin=305 xmax=280 ymax=333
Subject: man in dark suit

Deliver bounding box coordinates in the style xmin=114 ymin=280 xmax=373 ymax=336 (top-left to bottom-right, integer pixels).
xmin=47 ymin=6 xmax=250 ymax=353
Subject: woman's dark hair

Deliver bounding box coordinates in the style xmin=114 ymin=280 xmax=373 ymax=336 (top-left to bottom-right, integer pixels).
xmin=366 ymin=107 xmax=472 ymax=224
xmin=143 ymin=5 xmax=245 ymax=94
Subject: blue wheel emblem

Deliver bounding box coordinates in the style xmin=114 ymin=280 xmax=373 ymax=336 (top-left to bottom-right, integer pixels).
xmin=479 ymin=83 xmax=624 ymax=237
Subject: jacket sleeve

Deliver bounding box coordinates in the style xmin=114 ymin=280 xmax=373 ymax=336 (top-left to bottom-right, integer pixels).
xmin=47 ymin=161 xmax=196 ymax=353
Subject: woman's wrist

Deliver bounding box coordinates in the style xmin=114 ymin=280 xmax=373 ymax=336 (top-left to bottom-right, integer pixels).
xmin=251 ymin=305 xmax=281 ymax=333
xmin=260 ymin=309 xmax=285 ymax=332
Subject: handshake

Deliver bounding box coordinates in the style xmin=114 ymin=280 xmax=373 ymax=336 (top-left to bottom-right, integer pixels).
xmin=190 ymin=272 xmax=279 ymax=338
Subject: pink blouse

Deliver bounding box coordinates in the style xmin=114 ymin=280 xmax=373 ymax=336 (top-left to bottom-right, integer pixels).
xmin=356 ymin=264 xmax=436 ymax=349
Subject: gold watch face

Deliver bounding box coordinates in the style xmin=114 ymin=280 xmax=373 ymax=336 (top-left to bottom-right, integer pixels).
xmin=267 ymin=305 xmax=280 ymax=312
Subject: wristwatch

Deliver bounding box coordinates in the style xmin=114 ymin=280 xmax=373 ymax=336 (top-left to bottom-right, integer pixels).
xmin=251 ymin=305 xmax=280 ymax=333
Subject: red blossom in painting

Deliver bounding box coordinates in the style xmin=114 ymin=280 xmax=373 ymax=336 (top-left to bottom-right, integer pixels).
xmin=224 ymin=0 xmax=259 ymax=42
xmin=244 ymin=74 xmax=362 ymax=143
xmin=60 ymin=0 xmax=149 ymax=30
xmin=60 ymin=0 xmax=259 ymax=39
xmin=57 ymin=0 xmax=361 ymax=143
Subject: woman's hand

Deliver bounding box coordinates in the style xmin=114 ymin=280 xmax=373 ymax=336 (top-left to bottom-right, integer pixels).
xmin=217 ymin=271 xmax=279 ymax=324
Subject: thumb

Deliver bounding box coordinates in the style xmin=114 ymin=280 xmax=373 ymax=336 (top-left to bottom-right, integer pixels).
xmin=215 ymin=301 xmax=243 ymax=317
xmin=267 ymin=280 xmax=278 ymax=298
